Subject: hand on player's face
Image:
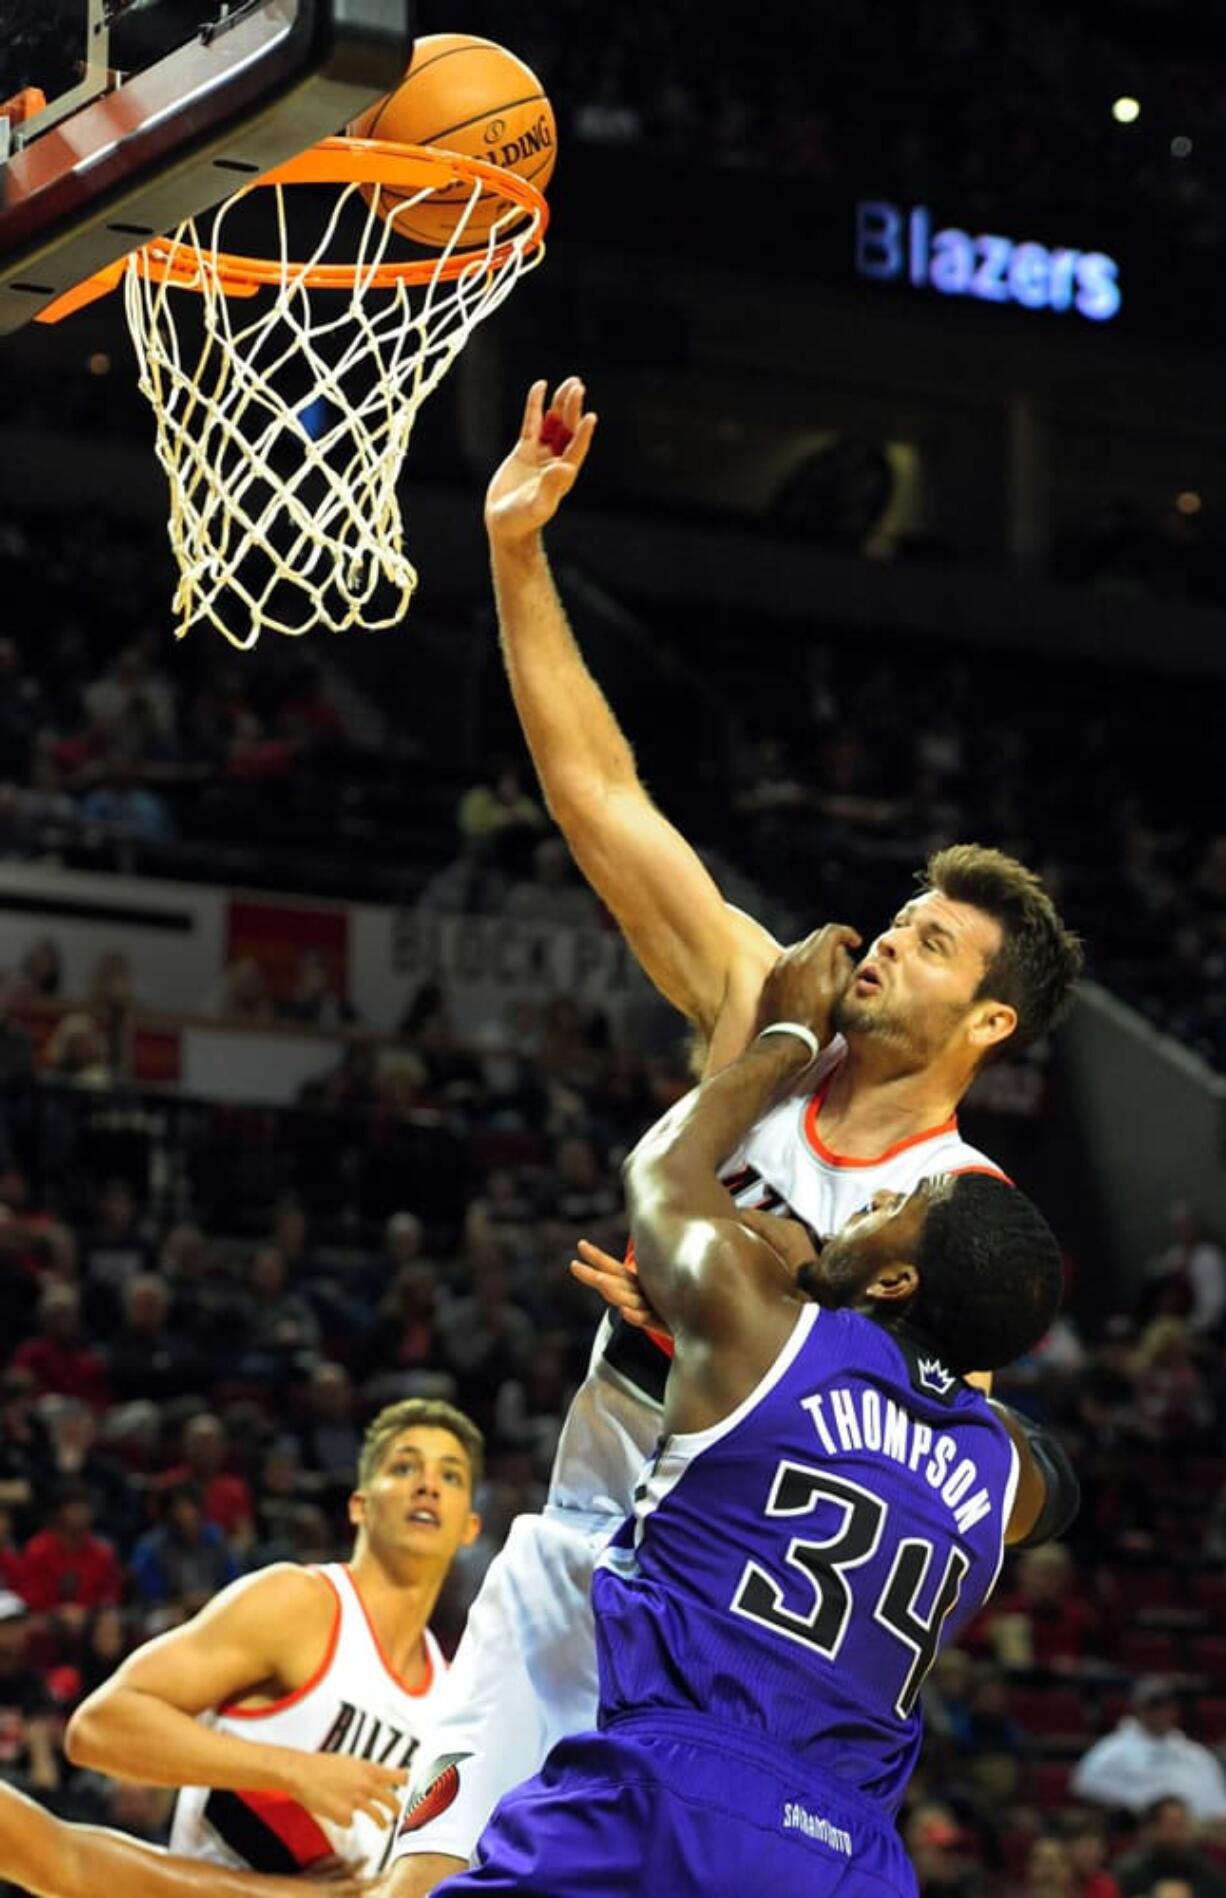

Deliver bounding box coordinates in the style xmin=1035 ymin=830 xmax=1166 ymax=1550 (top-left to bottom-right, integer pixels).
xmin=757 ymin=923 xmax=862 ymax=1048
xmin=484 ymin=376 xmax=598 ymax=545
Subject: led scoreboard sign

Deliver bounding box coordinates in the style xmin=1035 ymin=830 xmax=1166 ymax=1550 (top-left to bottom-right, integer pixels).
xmin=856 ymin=200 xmax=1122 ymax=323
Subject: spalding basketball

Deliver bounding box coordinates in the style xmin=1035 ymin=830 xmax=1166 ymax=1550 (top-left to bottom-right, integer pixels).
xmin=347 ymin=34 xmax=556 ymax=247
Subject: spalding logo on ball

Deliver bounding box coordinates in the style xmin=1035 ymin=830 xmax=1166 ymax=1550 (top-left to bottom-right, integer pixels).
xmin=347 ymin=34 xmax=557 ymax=247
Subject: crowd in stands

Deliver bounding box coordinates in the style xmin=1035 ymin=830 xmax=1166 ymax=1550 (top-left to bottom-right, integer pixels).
xmin=435 ymin=0 xmax=1226 ymax=255
xmin=2 ymin=976 xmax=1226 ymax=1890
xmin=3 ymin=500 xmax=1226 ymax=1076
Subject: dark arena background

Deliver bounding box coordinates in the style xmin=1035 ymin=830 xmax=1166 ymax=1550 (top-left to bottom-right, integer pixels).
xmin=1 ymin=0 xmax=1226 ymax=1891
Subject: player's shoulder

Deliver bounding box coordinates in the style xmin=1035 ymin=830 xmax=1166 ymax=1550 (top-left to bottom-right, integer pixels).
xmin=809 ymin=1308 xmax=995 ymax=1415
xmin=209 ymin=1561 xmax=338 ymax=1627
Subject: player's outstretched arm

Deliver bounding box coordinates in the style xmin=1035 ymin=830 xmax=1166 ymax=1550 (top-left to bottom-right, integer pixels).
xmin=0 ymin=1784 xmax=368 ymax=1898
xmin=486 ymin=375 xmax=779 ymax=1036
xmin=66 ymin=1565 xmax=406 ymax=1828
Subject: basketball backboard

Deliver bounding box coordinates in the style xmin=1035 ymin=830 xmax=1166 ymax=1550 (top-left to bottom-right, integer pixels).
xmin=0 ymin=0 xmax=414 ymax=332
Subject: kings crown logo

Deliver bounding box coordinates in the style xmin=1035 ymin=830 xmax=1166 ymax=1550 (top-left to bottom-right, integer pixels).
xmin=916 ymin=1355 xmax=955 ymax=1396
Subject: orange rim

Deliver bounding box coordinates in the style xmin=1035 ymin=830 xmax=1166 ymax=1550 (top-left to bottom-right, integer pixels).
xmin=37 ymin=137 xmax=548 ymax=321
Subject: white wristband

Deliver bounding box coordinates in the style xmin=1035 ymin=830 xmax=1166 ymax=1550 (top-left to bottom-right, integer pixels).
xmin=757 ymin=1021 xmax=820 ymax=1065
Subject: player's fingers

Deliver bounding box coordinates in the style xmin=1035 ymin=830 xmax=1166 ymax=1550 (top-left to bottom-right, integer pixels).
xmin=560 ymin=376 xmax=585 ymax=430
xmin=562 ymin=410 xmax=598 ymax=470
xmin=520 ymin=378 xmax=547 ymax=443
xmin=576 ymin=1238 xmax=627 ymax=1273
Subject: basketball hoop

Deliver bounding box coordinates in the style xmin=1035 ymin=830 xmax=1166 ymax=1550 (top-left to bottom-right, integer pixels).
xmin=42 ymin=139 xmax=548 ymax=647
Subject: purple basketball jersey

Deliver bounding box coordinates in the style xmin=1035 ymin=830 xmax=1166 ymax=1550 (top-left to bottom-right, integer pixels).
xmin=592 ymin=1303 xmax=1018 ymax=1815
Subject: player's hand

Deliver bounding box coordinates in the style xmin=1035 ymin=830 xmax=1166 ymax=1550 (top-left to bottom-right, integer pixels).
xmin=485 ymin=377 xmax=597 ymax=545
xmin=756 ymin=923 xmax=863 ymax=1049
xmin=300 ymin=1855 xmax=365 ymax=1884
xmin=569 ymin=1240 xmax=669 ymax=1336
xmin=287 ymin=1750 xmax=408 ymax=1829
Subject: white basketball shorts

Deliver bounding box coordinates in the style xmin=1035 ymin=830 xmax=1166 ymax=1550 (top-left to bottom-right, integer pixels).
xmin=392 ymin=1503 xmax=616 ymax=1867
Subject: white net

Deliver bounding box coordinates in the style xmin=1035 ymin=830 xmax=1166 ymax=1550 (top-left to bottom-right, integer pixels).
xmin=122 ymin=149 xmax=544 ymax=647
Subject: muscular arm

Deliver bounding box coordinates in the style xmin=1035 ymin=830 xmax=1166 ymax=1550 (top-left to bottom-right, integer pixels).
xmin=0 ymin=1785 xmax=360 ymax=1898
xmin=65 ymin=1565 xmax=332 ymax=1793
xmin=487 ymin=379 xmax=780 ymax=1034
xmin=626 ymin=1032 xmax=814 ymax=1339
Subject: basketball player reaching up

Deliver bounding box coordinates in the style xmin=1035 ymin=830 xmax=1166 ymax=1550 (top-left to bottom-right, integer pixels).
xmin=387 ymin=385 xmax=1082 ymax=1893
xmin=433 ymin=927 xmax=1072 ymax=1896
xmin=63 ymin=1399 xmax=481 ymax=1880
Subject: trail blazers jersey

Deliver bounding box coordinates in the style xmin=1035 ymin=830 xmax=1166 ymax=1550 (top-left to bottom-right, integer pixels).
xmin=549 ymin=1035 xmax=1008 ymax=1518
xmin=170 ymin=1563 xmax=447 ymax=1876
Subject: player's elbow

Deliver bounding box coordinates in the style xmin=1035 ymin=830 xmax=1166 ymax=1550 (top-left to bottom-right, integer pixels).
xmin=63 ymin=1693 xmax=114 ymax=1769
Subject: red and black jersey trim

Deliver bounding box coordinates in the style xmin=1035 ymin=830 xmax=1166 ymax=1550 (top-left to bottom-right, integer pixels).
xmin=602 ymin=1314 xmax=671 ymax=1405
xmin=202 ymin=1789 xmax=333 ymax=1872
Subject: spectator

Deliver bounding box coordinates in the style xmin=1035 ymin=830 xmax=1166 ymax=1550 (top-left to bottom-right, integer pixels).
xmin=984 ymin=1543 xmax=1100 ymax=1672
xmin=277 ymin=949 xmax=358 ymax=1029
xmin=10 ymin=1284 xmax=110 ymax=1412
xmin=492 ymin=1339 xmax=570 ymax=1482
xmin=236 ymin=1245 xmax=321 ymax=1374
xmin=456 ymin=757 xmax=544 ymax=852
xmin=129 ymin=1482 xmax=239 ymax=1613
xmin=83 ymin=644 xmax=175 ymax=746
xmin=903 ymin=1802 xmax=987 ymax=1897
xmin=210 ymin=956 xmax=274 ymax=1024
xmin=157 ymin=1413 xmax=253 ymax=1544
xmin=1131 ymin=1319 xmax=1213 ymax=1447
xmin=108 ymin=1273 xmax=200 ymax=1407
xmin=0 ymin=1367 xmax=51 ymax=1529
xmin=80 ymin=1178 xmax=150 ymax=1298
xmin=437 ymin=1249 xmax=534 ymax=1428
xmin=20 ymin=1480 xmax=124 ymax=1628
xmin=1070 ymin=1680 xmax=1226 ymax=1823
xmin=16 ymin=938 xmax=63 ymax=1000
xmin=1062 ymin=1812 xmax=1121 ymax=1898
xmin=0 ymin=1504 xmax=25 ymax=1597
xmin=503 ymin=836 xmax=602 ymax=929
xmin=945 ymin=1663 xmax=1027 ymax=1809
xmin=36 ymin=1398 xmax=136 ymax=1549
xmin=79 ymin=755 xmax=175 ymax=843
xmin=0 ymin=1591 xmax=57 ymax=1795
xmin=1112 ymin=1796 xmax=1226 ymax=1898
xmin=0 ymin=980 xmax=34 ymax=1091
xmin=297 ymin=1362 xmax=361 ymax=1490
xmin=78 ymin=1604 xmax=132 ymax=1700
xmin=1142 ymin=1204 xmax=1226 ymax=1337
xmin=42 ymin=1011 xmax=111 ymax=1089
xmin=1025 ymin=1834 xmax=1074 ymax=1898
xmin=360 ymin=1266 xmax=448 ymax=1397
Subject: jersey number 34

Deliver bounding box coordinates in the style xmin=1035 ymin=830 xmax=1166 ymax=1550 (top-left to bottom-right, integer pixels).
xmin=730 ymin=1462 xmax=970 ymax=1720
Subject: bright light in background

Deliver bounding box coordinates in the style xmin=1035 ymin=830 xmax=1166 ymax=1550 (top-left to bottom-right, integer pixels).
xmin=86 ymin=352 xmax=111 ymax=376
xmin=1112 ymin=96 xmax=1141 ymax=124
xmin=1175 ymin=491 xmax=1203 ymax=516
xmin=1171 ymin=134 xmax=1193 ymax=158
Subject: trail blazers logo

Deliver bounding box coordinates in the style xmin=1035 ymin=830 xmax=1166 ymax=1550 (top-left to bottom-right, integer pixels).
xmin=916 ymin=1355 xmax=955 ymax=1396
xmin=398 ymin=1753 xmax=472 ymax=1835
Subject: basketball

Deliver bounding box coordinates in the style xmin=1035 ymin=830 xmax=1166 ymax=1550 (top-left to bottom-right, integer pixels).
xmin=347 ymin=34 xmax=556 ymax=248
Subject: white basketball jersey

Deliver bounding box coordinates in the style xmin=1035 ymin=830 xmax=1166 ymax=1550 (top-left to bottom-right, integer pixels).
xmin=546 ymin=1036 xmax=1006 ymax=1517
xmin=170 ymin=1563 xmax=448 ymax=1877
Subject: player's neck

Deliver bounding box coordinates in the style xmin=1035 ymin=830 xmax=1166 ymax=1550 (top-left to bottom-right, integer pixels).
xmin=347 ymin=1547 xmax=443 ymax=1686
xmin=821 ymin=1045 xmax=965 ymax=1155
